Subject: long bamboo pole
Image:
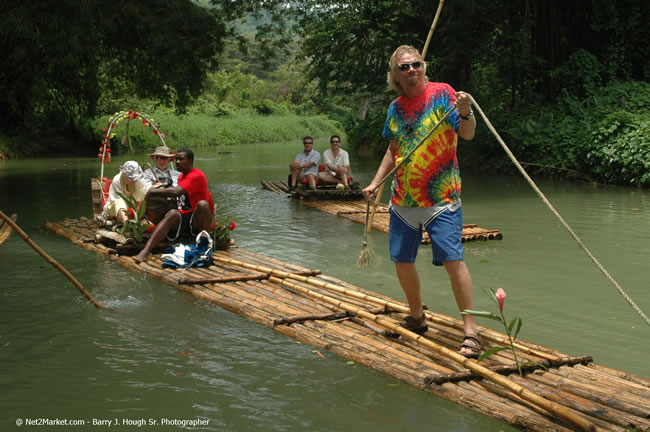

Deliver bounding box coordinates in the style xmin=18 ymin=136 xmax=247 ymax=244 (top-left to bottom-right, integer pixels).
xmin=0 ymin=211 xmax=106 ymax=309
xmin=355 ymin=182 xmax=386 ymax=267
xmin=366 ymin=183 xmax=385 ymax=235
xmin=421 ymin=0 xmax=445 ymax=59
xmin=270 ymin=275 xmax=596 ymax=431
xmin=357 ymin=2 xmax=449 ymax=268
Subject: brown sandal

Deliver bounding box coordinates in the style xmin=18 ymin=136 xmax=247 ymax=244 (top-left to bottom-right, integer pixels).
xmin=386 ymin=315 xmax=428 ymax=338
xmin=459 ymin=336 xmax=481 ymax=359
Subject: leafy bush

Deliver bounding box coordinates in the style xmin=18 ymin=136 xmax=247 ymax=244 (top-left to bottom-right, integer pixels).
xmin=250 ymin=99 xmax=277 ymax=115
xmin=214 ymin=102 xmax=237 ymax=117
xmin=587 ymin=111 xmax=650 ymax=185
xmin=467 ymin=80 xmax=650 ymax=186
xmin=550 ymin=49 xmax=603 ymax=98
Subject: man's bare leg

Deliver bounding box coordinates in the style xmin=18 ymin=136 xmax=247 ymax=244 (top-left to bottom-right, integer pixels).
xmin=317 ymin=172 xmax=338 ymax=185
xmin=133 ymin=211 xmax=181 ymax=263
xmin=306 ymin=174 xmax=317 ymax=190
xmin=336 ymin=169 xmax=350 ymax=189
xmin=289 ymin=161 xmax=301 ymax=188
xmin=191 ymin=201 xmax=213 ymax=232
xmin=395 ymin=262 xmax=424 ymax=319
xmin=443 ymin=260 xmax=479 ymax=355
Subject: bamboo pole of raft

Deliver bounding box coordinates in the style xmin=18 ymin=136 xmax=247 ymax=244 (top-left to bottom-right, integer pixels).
xmin=233 ymin=254 xmax=529 ymax=353
xmin=0 ymin=212 xmax=106 ymax=309
xmin=316 ymin=278 xmax=560 ymax=361
xmin=270 ymin=276 xmax=596 ymax=431
xmin=176 ymin=269 xmax=321 ymax=285
xmin=212 ymin=254 xmax=561 ymax=361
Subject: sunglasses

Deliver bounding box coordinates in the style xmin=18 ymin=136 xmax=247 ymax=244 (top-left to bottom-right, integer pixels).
xmin=331 ymin=140 xmax=340 ymax=143
xmin=397 ymin=61 xmax=422 ymax=71
xmin=303 ymin=141 xmax=313 ymax=145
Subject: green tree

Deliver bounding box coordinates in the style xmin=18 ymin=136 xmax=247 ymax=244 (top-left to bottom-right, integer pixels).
xmin=0 ymin=0 xmax=225 ymax=132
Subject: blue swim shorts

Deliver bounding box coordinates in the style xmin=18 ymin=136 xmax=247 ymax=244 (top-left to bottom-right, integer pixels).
xmin=389 ymin=204 xmax=464 ymax=266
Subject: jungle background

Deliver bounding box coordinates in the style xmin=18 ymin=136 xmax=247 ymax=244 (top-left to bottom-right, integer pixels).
xmin=1 ymin=0 xmax=648 ymax=186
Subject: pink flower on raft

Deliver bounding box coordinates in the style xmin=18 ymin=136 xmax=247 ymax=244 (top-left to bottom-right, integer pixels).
xmin=495 ymin=288 xmax=506 ymax=313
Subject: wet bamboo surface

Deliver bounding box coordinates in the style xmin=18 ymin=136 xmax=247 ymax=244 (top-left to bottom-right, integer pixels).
xmin=262 ymin=180 xmax=503 ymax=243
xmin=46 ymin=217 xmax=649 ymax=432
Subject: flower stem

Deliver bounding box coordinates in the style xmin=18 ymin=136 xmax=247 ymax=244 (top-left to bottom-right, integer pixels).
xmin=501 ymin=310 xmax=522 ymax=375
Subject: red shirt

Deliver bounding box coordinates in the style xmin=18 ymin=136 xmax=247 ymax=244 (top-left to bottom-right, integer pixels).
xmin=177 ymin=168 xmax=213 ymax=214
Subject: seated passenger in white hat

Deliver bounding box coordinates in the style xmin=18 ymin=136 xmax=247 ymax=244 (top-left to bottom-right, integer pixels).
xmin=102 ymin=161 xmax=148 ymax=224
xmin=143 ymin=145 xmax=180 ymax=189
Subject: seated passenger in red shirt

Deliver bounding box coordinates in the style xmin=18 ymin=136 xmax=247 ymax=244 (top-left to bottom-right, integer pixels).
xmin=134 ymin=149 xmax=213 ymax=264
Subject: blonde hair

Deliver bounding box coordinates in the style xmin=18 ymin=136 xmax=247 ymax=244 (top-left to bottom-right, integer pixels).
xmin=386 ymin=45 xmax=428 ymax=94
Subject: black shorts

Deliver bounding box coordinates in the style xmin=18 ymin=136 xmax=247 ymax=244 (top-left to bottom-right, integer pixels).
xmin=166 ymin=210 xmax=194 ymax=241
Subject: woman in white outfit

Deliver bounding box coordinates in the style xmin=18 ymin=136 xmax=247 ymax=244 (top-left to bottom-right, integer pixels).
xmin=317 ymin=135 xmax=351 ymax=189
xmin=102 ymin=161 xmax=147 ymax=224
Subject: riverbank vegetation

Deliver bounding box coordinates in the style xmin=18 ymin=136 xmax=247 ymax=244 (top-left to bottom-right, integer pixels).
xmin=1 ymin=0 xmax=648 ymax=186
xmin=89 ymin=111 xmax=343 ymax=153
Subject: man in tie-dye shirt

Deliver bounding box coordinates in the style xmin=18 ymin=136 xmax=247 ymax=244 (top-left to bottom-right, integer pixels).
xmin=362 ymin=45 xmax=481 ymax=359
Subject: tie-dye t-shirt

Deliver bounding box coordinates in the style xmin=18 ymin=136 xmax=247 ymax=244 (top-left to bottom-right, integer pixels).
xmin=382 ymin=82 xmax=461 ymax=207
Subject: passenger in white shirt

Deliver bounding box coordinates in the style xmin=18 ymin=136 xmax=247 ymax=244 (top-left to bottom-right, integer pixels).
xmin=143 ymin=145 xmax=180 ymax=189
xmin=318 ymin=135 xmax=351 ymax=190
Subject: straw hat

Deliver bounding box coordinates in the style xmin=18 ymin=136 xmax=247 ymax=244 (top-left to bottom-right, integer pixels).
xmin=149 ymin=145 xmax=174 ymax=158
xmin=120 ymin=161 xmax=144 ymax=182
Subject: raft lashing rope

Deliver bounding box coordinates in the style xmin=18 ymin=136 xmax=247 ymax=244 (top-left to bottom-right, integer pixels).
xmin=357 ymin=96 xmax=650 ymax=327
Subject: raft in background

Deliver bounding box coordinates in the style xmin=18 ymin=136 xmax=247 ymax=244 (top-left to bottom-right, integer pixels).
xmin=46 ymin=217 xmax=650 ymax=432
xmin=262 ymin=180 xmax=502 ymax=243
xmin=261 ymin=180 xmax=364 ymax=200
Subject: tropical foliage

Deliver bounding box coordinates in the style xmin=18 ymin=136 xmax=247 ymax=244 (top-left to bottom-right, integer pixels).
xmin=1 ymin=0 xmax=649 ymax=186
xmin=0 ymin=0 xmax=224 ymax=131
xmin=209 ymin=0 xmax=650 ymax=186
xmin=116 ymin=192 xmax=152 ymax=245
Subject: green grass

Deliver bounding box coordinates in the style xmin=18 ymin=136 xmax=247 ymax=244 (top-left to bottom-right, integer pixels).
xmin=91 ymin=111 xmax=344 ymax=151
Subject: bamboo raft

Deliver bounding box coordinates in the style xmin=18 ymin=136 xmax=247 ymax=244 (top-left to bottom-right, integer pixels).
xmin=262 ymin=181 xmax=502 ymax=243
xmin=46 ymin=217 xmax=649 ymax=432
xmin=261 ymin=180 xmax=365 ymax=200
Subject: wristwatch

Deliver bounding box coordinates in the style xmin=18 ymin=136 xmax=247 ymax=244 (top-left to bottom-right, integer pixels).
xmin=460 ymin=110 xmax=474 ymax=121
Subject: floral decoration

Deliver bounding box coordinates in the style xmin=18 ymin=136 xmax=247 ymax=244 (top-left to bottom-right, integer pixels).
xmin=97 ymin=110 xmax=168 ymax=164
xmin=213 ymin=218 xmax=236 ymax=246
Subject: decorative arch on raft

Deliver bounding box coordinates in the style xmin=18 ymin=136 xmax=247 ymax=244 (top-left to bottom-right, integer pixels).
xmin=98 ymin=110 xmax=168 ymax=181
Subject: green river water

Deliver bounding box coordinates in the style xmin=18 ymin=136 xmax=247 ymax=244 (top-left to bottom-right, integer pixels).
xmin=0 ymin=141 xmax=648 ymax=431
